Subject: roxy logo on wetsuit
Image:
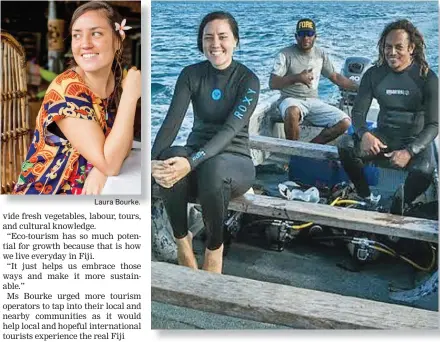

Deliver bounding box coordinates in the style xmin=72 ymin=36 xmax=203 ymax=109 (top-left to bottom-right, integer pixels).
xmin=386 ymin=89 xmax=410 ymax=96
xmin=211 ymin=89 xmax=222 ymax=100
xmin=191 ymin=150 xmax=206 ymax=161
xmin=233 ymin=88 xmax=257 ymax=119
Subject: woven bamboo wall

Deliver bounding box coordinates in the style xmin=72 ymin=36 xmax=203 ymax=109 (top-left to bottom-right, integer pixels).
xmin=1 ymin=32 xmax=30 ymax=194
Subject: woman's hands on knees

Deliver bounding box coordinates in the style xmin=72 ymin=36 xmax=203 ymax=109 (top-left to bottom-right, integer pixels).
xmin=151 ymin=157 xmax=190 ymax=188
xmin=164 ymin=157 xmax=191 ymax=186
xmin=82 ymin=167 xmax=108 ymax=195
xmin=151 ymin=160 xmax=174 ymax=188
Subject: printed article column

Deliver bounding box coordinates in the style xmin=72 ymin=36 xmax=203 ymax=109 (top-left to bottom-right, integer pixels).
xmin=0 ymin=198 xmax=148 ymax=341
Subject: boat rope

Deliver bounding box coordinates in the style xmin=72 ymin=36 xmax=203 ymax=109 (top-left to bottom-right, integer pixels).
xmin=289 ymin=197 xmax=364 ymax=229
xmin=310 ymin=235 xmax=436 ymax=272
xmin=241 ymin=190 xmax=437 ymax=272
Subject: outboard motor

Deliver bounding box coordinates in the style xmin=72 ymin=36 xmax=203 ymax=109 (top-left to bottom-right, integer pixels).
xmin=339 ymin=57 xmax=373 ymax=109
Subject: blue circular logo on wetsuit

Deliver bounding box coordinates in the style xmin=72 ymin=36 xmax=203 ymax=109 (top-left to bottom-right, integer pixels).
xmin=211 ymin=89 xmax=222 ymax=100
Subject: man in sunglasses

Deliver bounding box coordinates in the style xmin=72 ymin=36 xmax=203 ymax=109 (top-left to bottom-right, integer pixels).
xmin=270 ymin=18 xmax=358 ymax=144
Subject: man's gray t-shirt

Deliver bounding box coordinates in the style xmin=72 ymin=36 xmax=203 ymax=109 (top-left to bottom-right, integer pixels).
xmin=271 ymin=44 xmax=335 ymax=99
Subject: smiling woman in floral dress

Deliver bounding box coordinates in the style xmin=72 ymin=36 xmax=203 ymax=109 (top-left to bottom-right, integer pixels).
xmin=13 ymin=1 xmax=141 ymax=195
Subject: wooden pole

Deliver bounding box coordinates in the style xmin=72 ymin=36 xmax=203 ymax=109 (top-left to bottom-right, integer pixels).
xmin=1 ymin=33 xmax=30 ymax=193
xmin=152 ymin=261 xmax=439 ymax=330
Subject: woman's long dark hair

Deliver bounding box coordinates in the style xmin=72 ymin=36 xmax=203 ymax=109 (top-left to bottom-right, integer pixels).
xmin=376 ymin=19 xmax=429 ymax=77
xmin=69 ymin=1 xmax=125 ymax=111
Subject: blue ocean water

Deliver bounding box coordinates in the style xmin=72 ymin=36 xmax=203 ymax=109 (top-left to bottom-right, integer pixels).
xmin=151 ymin=1 xmax=439 ymax=145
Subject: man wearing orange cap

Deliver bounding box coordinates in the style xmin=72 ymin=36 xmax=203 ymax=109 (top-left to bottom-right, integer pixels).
xmin=270 ymin=18 xmax=358 ymax=144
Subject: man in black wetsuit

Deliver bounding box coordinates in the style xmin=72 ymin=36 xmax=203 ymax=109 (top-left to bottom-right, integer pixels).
xmin=338 ymin=19 xmax=438 ymax=214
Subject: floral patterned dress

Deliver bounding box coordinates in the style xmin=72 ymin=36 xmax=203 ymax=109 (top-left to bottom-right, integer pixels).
xmin=13 ymin=69 xmax=115 ymax=195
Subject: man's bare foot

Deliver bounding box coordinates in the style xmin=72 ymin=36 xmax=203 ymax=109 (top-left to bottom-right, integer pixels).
xmin=176 ymin=232 xmax=197 ymax=269
xmin=203 ymin=244 xmax=224 ymax=273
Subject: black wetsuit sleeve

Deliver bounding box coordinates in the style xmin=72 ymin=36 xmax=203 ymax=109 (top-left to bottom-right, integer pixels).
xmin=352 ymin=68 xmax=374 ymax=140
xmin=406 ymin=72 xmax=439 ymax=156
xmin=187 ymin=73 xmax=260 ymax=170
xmin=151 ymin=69 xmax=191 ymax=160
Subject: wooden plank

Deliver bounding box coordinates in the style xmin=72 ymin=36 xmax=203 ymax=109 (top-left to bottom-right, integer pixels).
xmin=152 ymin=261 xmax=439 ymax=330
xmin=152 ymin=187 xmax=437 ymax=243
xmin=230 ymin=194 xmax=438 ymax=243
xmin=249 ymin=134 xmax=339 ymax=160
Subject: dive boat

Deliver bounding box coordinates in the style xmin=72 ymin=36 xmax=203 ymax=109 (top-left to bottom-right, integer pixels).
xmin=151 ymin=57 xmax=438 ymax=328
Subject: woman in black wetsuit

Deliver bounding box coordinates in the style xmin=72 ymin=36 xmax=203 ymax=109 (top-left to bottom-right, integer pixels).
xmin=151 ymin=12 xmax=260 ymax=273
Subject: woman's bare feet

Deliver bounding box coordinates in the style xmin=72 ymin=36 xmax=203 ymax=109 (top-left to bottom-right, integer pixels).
xmin=176 ymin=231 xmax=197 ymax=269
xmin=202 ymin=244 xmax=224 ymax=273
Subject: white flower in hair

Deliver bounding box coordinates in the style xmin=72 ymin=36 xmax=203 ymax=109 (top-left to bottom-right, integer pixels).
xmin=115 ymin=19 xmax=132 ymax=39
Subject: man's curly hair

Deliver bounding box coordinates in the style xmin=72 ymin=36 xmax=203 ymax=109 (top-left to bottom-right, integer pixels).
xmin=376 ymin=19 xmax=429 ymax=77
